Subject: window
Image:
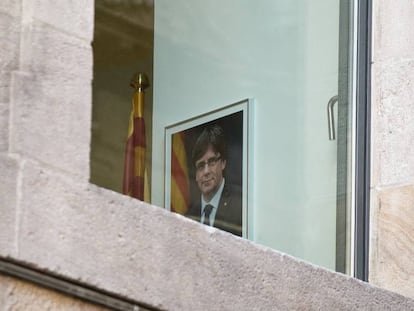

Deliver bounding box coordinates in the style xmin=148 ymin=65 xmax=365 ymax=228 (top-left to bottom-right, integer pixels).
xmin=91 ymin=0 xmax=371 ymax=278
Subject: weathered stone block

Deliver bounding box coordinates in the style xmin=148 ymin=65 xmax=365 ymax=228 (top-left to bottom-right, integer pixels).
xmin=370 ymin=186 xmax=414 ymax=299
xmin=20 ymin=21 xmax=92 ymax=81
xmin=0 ymin=101 xmax=10 ymax=152
xmin=373 ymin=0 xmax=414 ymax=61
xmin=0 ymin=13 xmax=21 ymax=103
xmin=16 ymin=161 xmax=414 ymax=310
xmin=22 ymin=0 xmax=94 ymax=41
xmin=0 ymin=275 xmax=109 ymax=310
xmin=10 ymin=72 xmax=91 ymax=179
xmin=0 ymin=13 xmax=20 ymax=70
xmin=0 ymin=155 xmax=19 ymax=258
xmin=371 ymin=59 xmax=414 ymax=186
xmin=0 ymin=0 xmax=21 ymax=17
xmin=0 ymin=71 xmax=11 ymax=107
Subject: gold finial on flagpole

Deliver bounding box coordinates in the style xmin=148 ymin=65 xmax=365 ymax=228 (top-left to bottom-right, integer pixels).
xmin=130 ymin=72 xmax=150 ymax=92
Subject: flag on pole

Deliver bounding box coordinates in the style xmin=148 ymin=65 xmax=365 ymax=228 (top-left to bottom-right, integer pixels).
xmin=123 ymin=73 xmax=150 ymax=201
xmin=170 ymin=132 xmax=190 ymax=214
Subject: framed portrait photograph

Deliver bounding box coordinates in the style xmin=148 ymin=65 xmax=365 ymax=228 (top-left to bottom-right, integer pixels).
xmin=164 ymin=98 xmax=252 ymax=238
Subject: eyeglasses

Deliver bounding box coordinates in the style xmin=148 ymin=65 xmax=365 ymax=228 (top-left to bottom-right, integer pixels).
xmin=195 ymin=156 xmax=221 ymax=172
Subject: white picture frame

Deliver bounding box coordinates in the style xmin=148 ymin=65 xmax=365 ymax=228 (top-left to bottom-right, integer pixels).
xmin=164 ymin=98 xmax=253 ymax=238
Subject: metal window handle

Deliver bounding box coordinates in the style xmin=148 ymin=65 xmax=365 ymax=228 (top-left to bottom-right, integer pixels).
xmin=327 ymin=95 xmax=338 ymax=140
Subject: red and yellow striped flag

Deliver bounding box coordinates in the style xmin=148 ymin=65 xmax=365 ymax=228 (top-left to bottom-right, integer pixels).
xmin=171 ymin=132 xmax=190 ymax=214
xmin=123 ymin=88 xmax=147 ymax=201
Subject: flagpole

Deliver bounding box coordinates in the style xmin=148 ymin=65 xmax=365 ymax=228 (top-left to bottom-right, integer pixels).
xmin=131 ymin=73 xmax=151 ymax=202
xmin=123 ymin=72 xmax=150 ymax=201
xmin=130 ymin=72 xmax=149 ymax=92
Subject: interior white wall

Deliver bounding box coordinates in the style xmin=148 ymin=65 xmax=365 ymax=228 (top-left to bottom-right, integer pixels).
xmin=152 ymin=0 xmax=339 ymax=269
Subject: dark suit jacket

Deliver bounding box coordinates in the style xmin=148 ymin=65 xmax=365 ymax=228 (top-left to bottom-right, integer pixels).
xmin=186 ymin=184 xmax=242 ymax=236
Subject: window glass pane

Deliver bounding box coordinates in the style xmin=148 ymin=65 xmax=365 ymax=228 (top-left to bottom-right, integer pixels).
xmin=91 ymin=0 xmax=355 ymax=273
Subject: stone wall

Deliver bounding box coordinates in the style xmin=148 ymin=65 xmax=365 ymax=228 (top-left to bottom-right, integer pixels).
xmin=370 ymin=0 xmax=414 ymax=298
xmin=0 ymin=1 xmax=414 ymax=310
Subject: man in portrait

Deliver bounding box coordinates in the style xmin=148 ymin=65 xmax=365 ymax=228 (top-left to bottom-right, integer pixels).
xmin=186 ymin=124 xmax=242 ymax=236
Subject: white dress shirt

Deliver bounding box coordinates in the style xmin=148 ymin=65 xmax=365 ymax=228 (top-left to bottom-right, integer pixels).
xmin=200 ymin=178 xmax=225 ymax=226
